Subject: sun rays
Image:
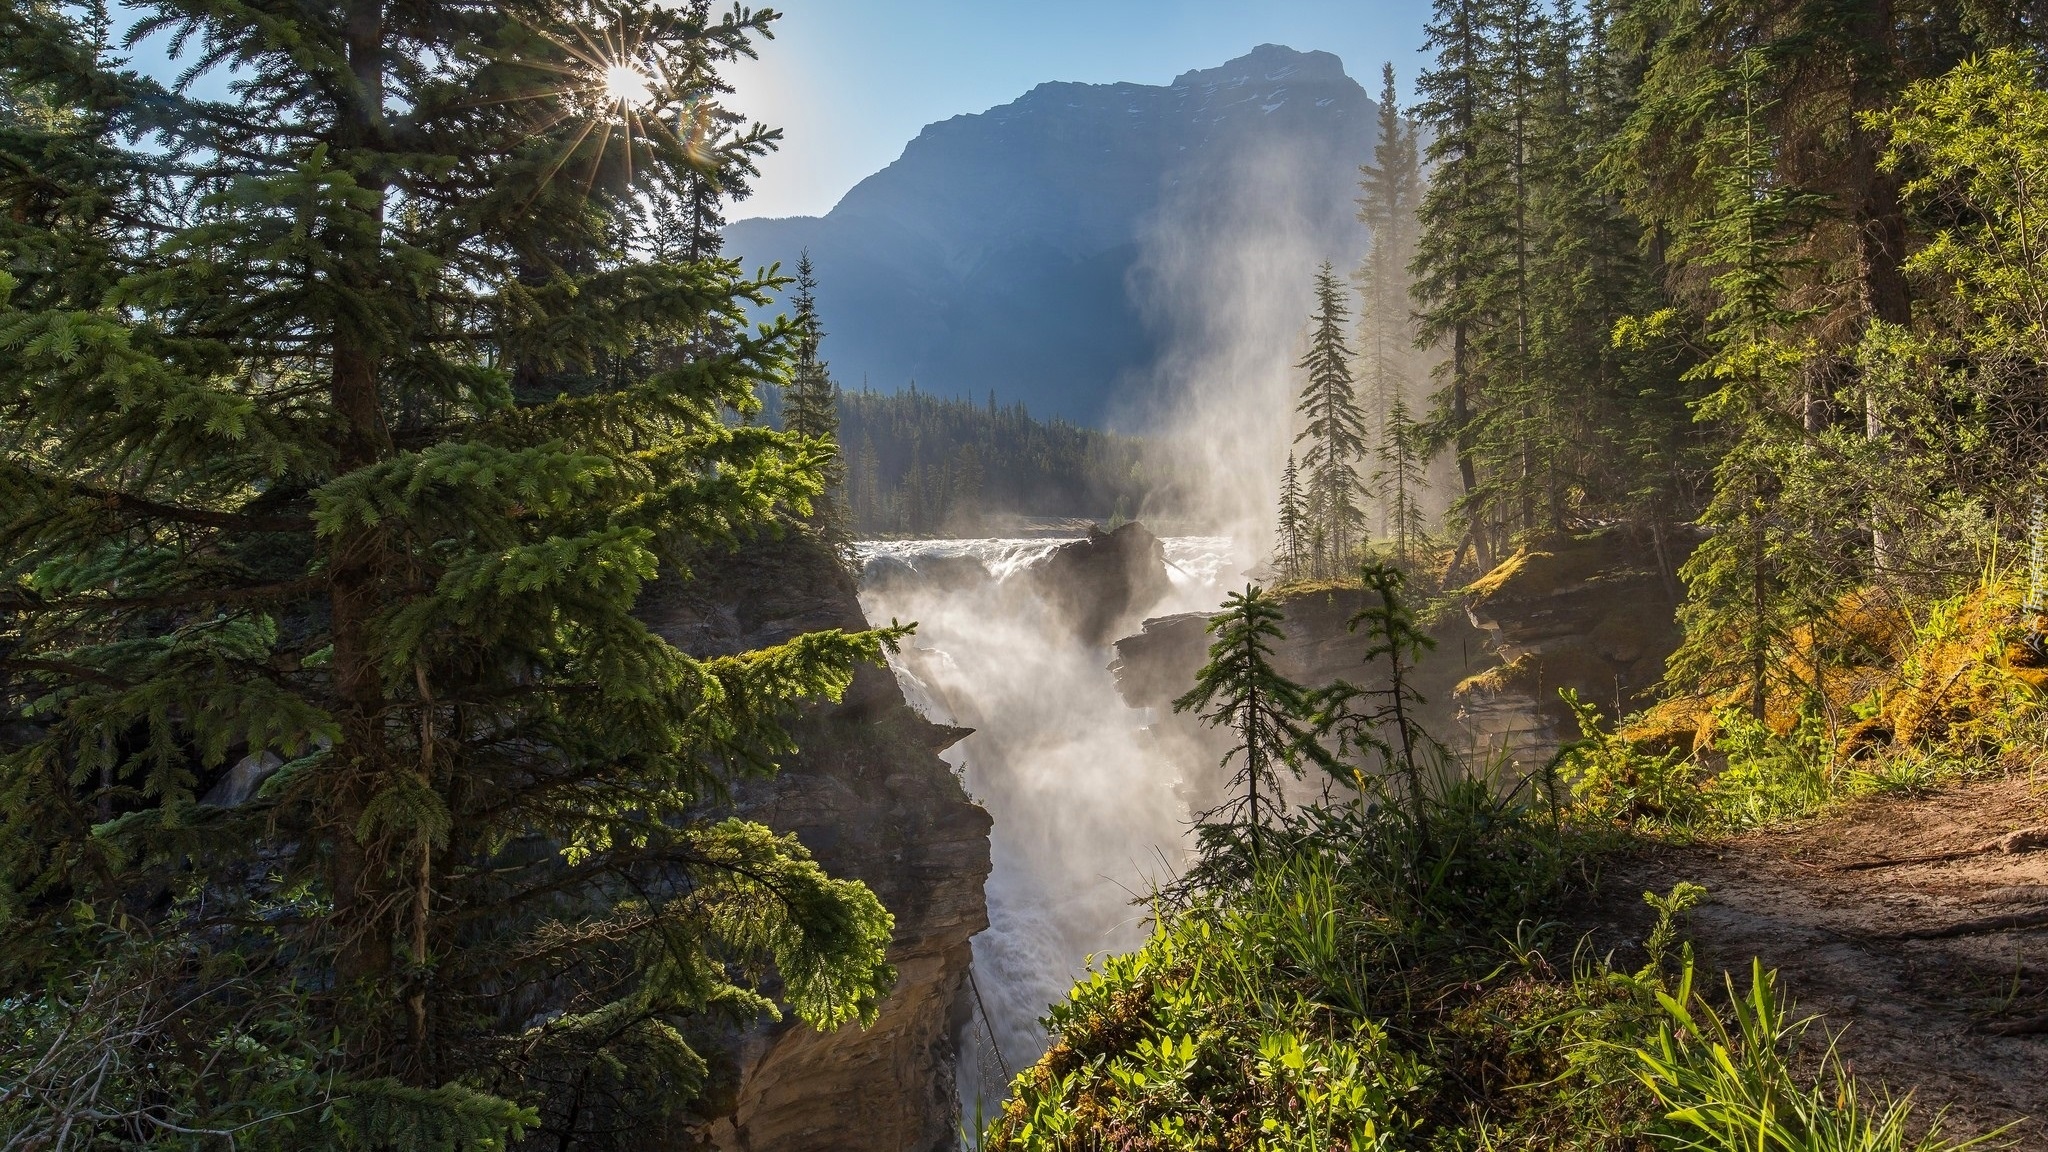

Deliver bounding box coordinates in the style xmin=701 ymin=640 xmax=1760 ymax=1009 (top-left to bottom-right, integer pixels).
xmin=481 ymin=12 xmax=728 ymax=209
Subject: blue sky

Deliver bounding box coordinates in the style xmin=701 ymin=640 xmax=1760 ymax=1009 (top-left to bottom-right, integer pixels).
xmin=727 ymin=0 xmax=1435 ymax=219
xmin=117 ymin=0 xmax=1436 ymax=220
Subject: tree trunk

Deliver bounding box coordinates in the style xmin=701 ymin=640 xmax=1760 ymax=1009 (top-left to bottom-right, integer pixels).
xmin=327 ymin=0 xmax=398 ymax=1058
xmin=1847 ymin=0 xmax=1908 ymax=578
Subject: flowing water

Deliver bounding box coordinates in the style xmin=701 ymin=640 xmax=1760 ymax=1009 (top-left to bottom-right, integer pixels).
xmin=852 ymin=535 xmax=1244 ymax=1124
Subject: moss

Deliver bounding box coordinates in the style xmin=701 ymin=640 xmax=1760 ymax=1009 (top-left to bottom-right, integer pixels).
xmin=1459 ymin=652 xmax=1540 ymax=698
xmin=1464 ymin=545 xmax=1553 ymax=601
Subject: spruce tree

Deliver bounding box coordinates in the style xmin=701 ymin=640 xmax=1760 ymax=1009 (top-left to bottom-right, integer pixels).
xmin=1174 ymin=586 xmax=1323 ymax=864
xmin=1323 ymin=562 xmax=1443 ymax=849
xmin=1662 ymin=51 xmax=1828 ymax=719
xmin=1294 ymin=263 xmax=1373 ymax=578
xmin=0 ymin=2 xmax=894 ymax=1145
xmin=783 ymin=250 xmax=847 ymax=537
xmin=1414 ymin=0 xmax=1505 ymax=566
xmin=1357 ymin=63 xmax=1426 ymax=550
xmin=1275 ymin=453 xmax=1309 ymax=584
xmin=1375 ymin=394 xmax=1432 ymax=565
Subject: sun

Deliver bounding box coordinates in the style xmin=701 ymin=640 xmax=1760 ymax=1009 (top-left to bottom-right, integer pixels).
xmin=602 ymin=63 xmax=653 ymax=109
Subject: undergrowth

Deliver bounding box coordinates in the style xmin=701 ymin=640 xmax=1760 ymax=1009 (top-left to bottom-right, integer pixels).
xmin=978 ymin=771 xmax=2004 ymax=1151
xmin=1566 ymin=577 xmax=2046 ymax=839
xmin=977 ymin=575 xmax=2039 ymax=1150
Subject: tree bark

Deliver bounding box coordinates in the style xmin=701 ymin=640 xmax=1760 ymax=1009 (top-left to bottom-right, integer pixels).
xmin=326 ymin=0 xmax=398 ymax=1052
xmin=1847 ymin=0 xmax=1910 ymax=577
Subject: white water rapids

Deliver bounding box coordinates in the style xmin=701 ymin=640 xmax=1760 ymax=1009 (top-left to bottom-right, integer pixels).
xmin=852 ymin=535 xmax=1244 ymax=1123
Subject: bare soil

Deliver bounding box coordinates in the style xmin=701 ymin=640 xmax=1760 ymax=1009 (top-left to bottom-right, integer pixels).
xmin=1569 ymin=773 xmax=2048 ymax=1147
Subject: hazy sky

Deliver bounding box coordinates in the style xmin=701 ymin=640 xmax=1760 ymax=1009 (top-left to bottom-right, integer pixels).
xmin=726 ymin=0 xmax=1436 ymax=220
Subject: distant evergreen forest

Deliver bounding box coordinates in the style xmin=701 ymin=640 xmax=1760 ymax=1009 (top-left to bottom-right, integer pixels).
xmin=832 ymin=386 xmax=1155 ymax=536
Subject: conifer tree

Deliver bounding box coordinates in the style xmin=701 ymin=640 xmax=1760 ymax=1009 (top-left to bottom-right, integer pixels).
xmin=1174 ymin=586 xmax=1323 ymax=863
xmin=1376 ymin=394 xmax=1432 ymax=564
xmin=1415 ymin=0 xmax=1505 ymax=563
xmin=1661 ymin=51 xmax=1828 ymax=719
xmin=0 ymin=2 xmax=894 ymax=1144
xmin=1356 ymin=63 xmax=1426 ymax=548
xmin=1294 ymin=263 xmax=1373 ymax=578
xmin=784 ymin=250 xmax=847 ymax=536
xmin=1323 ymin=562 xmax=1443 ymax=849
xmin=1275 ymin=453 xmax=1309 ymax=583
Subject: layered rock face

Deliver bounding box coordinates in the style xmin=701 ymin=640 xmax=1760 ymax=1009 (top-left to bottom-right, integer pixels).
xmin=1112 ymin=586 xmax=1490 ymax=809
xmin=1455 ymin=530 xmax=1688 ymax=765
xmin=637 ymin=535 xmax=992 ymax=1152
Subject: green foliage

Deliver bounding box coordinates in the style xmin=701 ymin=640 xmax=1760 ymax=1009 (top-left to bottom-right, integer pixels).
xmin=1633 ymin=959 xmax=2005 ymax=1152
xmin=1319 ymin=562 xmax=1443 ymax=840
xmin=1295 ymin=263 xmax=1374 ymax=579
xmin=780 ymin=251 xmax=848 ymax=541
xmin=1356 ymin=63 xmax=1432 ymax=564
xmin=1558 ymin=689 xmax=1703 ymax=828
xmin=0 ymin=1 xmax=898 ymax=1145
xmin=1274 ymin=453 xmax=1311 ymax=584
xmin=985 ymin=772 xmax=1619 ymax=1152
xmin=1175 ymin=586 xmax=1329 ymax=861
xmin=1559 ymin=695 xmax=1835 ymax=836
xmin=1412 ymin=0 xmax=1699 ymax=569
xmin=989 ymin=785 xmax=2008 ymax=1152
xmin=332 ymin=1082 xmax=538 ymax=1152
xmin=1658 ymin=49 xmax=1841 ymax=720
xmin=1700 ymin=708 xmax=1836 ymax=831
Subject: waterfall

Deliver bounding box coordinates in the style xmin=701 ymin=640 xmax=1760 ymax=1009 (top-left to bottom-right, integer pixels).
xmin=853 ymin=534 xmax=1241 ymax=1126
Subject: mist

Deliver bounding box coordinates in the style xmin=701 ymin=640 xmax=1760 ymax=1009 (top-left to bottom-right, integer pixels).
xmin=855 ymin=536 xmax=1235 ymax=1123
xmin=1119 ymin=132 xmax=1366 ymax=549
xmin=849 ymin=87 xmax=1442 ymax=1137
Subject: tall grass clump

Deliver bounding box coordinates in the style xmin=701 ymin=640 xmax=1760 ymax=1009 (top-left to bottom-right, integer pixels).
xmin=1634 ymin=958 xmax=2008 ymax=1152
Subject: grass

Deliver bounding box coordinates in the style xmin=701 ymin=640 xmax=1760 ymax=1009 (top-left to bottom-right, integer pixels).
xmin=976 ymin=574 xmax=2045 ymax=1150
xmin=1633 ymin=956 xmax=2009 ymax=1152
xmin=976 ymin=756 xmax=2019 ymax=1152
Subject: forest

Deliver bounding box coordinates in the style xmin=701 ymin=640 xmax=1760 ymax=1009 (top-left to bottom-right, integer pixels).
xmin=835 ymin=387 xmax=1154 ymax=535
xmin=762 ymin=256 xmax=1158 ymax=536
xmin=1275 ymin=0 xmax=2048 ymax=718
xmin=4 ymin=0 xmax=2048 ymax=1148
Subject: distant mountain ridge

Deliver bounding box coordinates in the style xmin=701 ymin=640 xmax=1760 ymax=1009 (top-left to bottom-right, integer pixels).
xmin=725 ymin=44 xmax=1380 ymax=427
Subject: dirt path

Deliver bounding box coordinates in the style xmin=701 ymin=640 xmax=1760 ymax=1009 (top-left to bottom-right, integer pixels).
xmin=1570 ymin=774 xmax=2048 ymax=1147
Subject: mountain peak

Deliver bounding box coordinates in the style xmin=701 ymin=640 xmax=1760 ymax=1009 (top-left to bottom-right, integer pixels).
xmin=1171 ymin=44 xmax=1350 ymax=91
xmin=724 ymin=45 xmax=1377 ymax=425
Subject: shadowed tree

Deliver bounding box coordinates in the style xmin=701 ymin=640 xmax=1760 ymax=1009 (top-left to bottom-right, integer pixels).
xmin=1275 ymin=453 xmax=1309 ymax=583
xmin=0 ymin=0 xmax=897 ymax=1145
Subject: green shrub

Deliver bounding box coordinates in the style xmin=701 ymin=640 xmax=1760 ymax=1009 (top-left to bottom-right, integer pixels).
xmin=1697 ymin=707 xmax=1836 ymax=831
xmin=1558 ymin=689 xmax=1704 ymax=828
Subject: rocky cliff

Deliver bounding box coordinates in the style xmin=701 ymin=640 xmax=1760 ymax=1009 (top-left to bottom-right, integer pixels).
xmin=1024 ymin=523 xmax=1174 ymax=646
xmin=637 ymin=534 xmax=991 ymax=1152
xmin=1114 ymin=530 xmax=1688 ymax=775
xmin=1114 ymin=584 xmax=1491 ymax=793
xmin=1455 ymin=530 xmax=1688 ymax=765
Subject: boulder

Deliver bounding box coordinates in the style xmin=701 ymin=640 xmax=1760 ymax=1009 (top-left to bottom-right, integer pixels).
xmin=1024 ymin=522 xmax=1173 ymax=646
